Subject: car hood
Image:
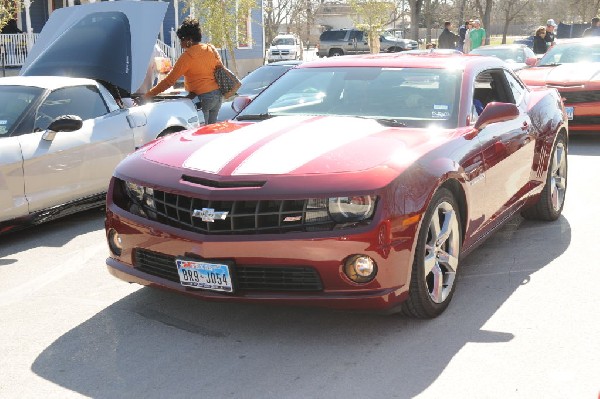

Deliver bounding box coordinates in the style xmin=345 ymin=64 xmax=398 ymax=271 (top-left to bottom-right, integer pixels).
xmin=518 ymin=63 xmax=600 ymax=86
xmin=20 ymin=1 xmax=167 ymax=94
xmin=142 ymin=115 xmax=442 ymax=176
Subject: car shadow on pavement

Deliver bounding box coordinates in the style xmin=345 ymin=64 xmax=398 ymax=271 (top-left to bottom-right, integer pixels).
xmin=0 ymin=207 xmax=105 ymax=259
xmin=30 ymin=214 xmax=571 ymax=398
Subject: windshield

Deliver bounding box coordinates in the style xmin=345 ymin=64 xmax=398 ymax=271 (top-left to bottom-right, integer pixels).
xmin=236 ymin=67 xmax=462 ymax=128
xmin=538 ymin=41 xmax=600 ymax=65
xmin=0 ymin=86 xmax=43 ymax=136
xmin=239 ymin=65 xmax=293 ymax=96
xmin=272 ymin=37 xmax=295 ymax=46
xmin=471 ymin=48 xmax=525 ymax=63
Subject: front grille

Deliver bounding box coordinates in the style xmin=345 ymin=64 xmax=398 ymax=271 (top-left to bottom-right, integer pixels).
xmin=134 ymin=249 xmax=323 ymax=292
xmin=271 ymin=50 xmax=290 ymax=56
xmin=560 ymin=90 xmax=600 ymax=104
xmin=148 ymin=190 xmax=337 ymax=235
xmin=569 ymin=116 xmax=600 ymax=126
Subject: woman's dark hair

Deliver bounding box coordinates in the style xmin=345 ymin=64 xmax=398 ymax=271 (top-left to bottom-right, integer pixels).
xmin=176 ymin=17 xmax=202 ymax=42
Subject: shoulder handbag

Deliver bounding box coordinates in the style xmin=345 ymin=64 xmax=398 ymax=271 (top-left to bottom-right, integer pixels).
xmin=214 ymin=65 xmax=242 ymax=99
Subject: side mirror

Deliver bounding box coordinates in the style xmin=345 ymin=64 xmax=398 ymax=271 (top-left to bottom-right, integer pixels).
xmin=232 ymin=96 xmax=253 ymax=114
xmin=474 ymin=102 xmax=520 ymax=130
xmin=525 ymin=57 xmax=537 ymax=66
xmin=48 ymin=115 xmax=83 ymax=132
xmin=43 ymin=115 xmax=83 ymax=141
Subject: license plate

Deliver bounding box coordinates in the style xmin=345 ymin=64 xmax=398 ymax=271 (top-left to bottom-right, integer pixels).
xmin=175 ymin=259 xmax=233 ymax=292
xmin=565 ymin=106 xmax=574 ymax=120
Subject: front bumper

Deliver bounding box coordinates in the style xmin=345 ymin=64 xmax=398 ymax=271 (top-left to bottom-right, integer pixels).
xmin=267 ymin=54 xmax=297 ymax=62
xmin=564 ymin=101 xmax=600 ymax=131
xmin=105 ymin=205 xmax=415 ymax=311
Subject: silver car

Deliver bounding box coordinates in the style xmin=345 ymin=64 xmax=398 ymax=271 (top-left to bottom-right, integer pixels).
xmin=0 ymin=1 xmax=199 ymax=233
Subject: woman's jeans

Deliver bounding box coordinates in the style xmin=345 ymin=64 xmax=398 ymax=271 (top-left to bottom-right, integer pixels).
xmin=197 ymin=89 xmax=223 ymax=125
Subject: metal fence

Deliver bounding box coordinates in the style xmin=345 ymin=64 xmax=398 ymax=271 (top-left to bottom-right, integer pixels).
xmin=0 ymin=33 xmax=39 ymax=67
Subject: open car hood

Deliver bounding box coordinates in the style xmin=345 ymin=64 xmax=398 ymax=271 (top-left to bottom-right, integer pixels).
xmin=20 ymin=1 xmax=167 ymax=94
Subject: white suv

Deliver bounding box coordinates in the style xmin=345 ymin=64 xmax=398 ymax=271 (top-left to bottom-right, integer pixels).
xmin=267 ymin=34 xmax=303 ymax=63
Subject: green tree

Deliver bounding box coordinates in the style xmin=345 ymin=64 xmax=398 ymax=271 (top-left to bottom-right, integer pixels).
xmin=349 ymin=0 xmax=395 ymax=53
xmin=183 ymin=0 xmax=256 ymax=75
xmin=0 ymin=0 xmax=23 ymax=32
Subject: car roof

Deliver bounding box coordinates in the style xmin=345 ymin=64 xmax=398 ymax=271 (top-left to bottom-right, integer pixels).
xmin=0 ymin=75 xmax=98 ymax=90
xmin=297 ymin=52 xmax=505 ymax=70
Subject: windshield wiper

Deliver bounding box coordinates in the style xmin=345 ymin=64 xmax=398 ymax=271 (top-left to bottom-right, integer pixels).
xmin=375 ymin=118 xmax=407 ymax=127
xmin=236 ymin=113 xmax=273 ymax=121
xmin=538 ymin=62 xmax=562 ymax=67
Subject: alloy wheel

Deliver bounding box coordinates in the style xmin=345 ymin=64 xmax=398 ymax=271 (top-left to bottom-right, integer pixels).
xmin=424 ymin=201 xmax=460 ymax=304
xmin=550 ymin=142 xmax=567 ymax=212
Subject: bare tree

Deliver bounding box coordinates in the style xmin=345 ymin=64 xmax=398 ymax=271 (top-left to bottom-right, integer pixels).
xmin=264 ymin=0 xmax=295 ymax=44
xmin=474 ymin=0 xmax=492 ymax=44
xmin=407 ymin=0 xmax=423 ymax=41
xmin=497 ymin=0 xmax=533 ymax=43
xmin=183 ymin=0 xmax=256 ymax=75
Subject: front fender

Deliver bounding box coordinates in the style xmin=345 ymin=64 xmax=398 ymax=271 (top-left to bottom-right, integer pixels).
xmin=130 ymin=98 xmax=199 ymax=147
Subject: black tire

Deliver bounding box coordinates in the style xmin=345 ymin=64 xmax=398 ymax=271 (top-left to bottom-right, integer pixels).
xmin=401 ymin=187 xmax=462 ymax=318
xmin=521 ymin=133 xmax=567 ymax=221
xmin=329 ymin=49 xmax=344 ymax=57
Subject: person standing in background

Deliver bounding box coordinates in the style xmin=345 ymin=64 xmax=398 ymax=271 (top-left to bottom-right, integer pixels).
xmin=458 ymin=20 xmax=472 ymax=53
xmin=533 ymin=26 xmax=549 ymax=55
xmin=438 ymin=21 xmax=459 ymax=49
xmin=469 ymin=20 xmax=486 ymax=51
xmin=545 ymin=19 xmax=557 ymax=47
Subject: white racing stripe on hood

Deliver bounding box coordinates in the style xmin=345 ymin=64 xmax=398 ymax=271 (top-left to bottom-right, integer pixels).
xmin=233 ymin=116 xmax=386 ymax=175
xmin=183 ymin=116 xmax=309 ymax=173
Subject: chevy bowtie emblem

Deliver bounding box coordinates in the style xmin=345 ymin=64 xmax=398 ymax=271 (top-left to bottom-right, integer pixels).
xmin=192 ymin=208 xmax=229 ymax=222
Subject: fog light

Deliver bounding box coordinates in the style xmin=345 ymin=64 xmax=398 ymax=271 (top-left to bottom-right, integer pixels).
xmin=107 ymin=229 xmax=122 ymax=256
xmin=343 ymin=255 xmax=377 ymax=283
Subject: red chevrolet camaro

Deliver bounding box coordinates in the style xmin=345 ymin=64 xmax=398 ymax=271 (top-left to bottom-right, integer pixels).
xmin=517 ymin=37 xmax=600 ymax=132
xmin=104 ymin=53 xmax=568 ymax=318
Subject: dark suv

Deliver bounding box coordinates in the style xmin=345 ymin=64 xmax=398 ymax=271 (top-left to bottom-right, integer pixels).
xmin=317 ymin=29 xmax=418 ymax=57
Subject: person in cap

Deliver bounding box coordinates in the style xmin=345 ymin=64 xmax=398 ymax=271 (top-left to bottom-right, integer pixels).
xmin=545 ymin=19 xmax=557 ymax=46
xmin=469 ymin=19 xmax=486 ymax=50
xmin=583 ymin=17 xmax=600 ymax=37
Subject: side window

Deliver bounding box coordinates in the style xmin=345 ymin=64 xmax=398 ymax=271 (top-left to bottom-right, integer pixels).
xmin=504 ymin=71 xmax=526 ymax=104
xmin=349 ymin=30 xmax=364 ymax=42
xmin=35 ymin=85 xmax=109 ymax=131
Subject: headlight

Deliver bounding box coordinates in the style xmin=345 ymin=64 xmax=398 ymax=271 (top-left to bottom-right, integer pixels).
xmin=125 ymin=181 xmax=144 ymax=202
xmin=328 ymin=196 xmax=376 ymax=223
xmin=124 ymin=180 xmax=156 ymax=216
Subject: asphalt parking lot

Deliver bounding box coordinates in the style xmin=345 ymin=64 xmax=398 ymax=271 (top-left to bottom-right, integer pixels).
xmin=1 ymin=134 xmax=599 ymax=398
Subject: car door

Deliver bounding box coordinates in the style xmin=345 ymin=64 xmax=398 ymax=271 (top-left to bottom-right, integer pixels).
xmin=19 ymin=84 xmax=134 ymax=213
xmin=347 ymin=30 xmax=368 ymax=55
xmin=475 ymin=69 xmax=534 ymax=227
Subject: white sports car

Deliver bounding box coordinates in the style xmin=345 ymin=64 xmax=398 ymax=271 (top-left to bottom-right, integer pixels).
xmin=0 ymin=1 xmax=199 ymax=233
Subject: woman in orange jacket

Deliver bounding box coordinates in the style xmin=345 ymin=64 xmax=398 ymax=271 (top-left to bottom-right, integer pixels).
xmin=143 ymin=17 xmax=223 ymax=125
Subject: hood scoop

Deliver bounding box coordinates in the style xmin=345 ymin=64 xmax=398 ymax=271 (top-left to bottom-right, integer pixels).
xmin=181 ymin=175 xmax=266 ymax=189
